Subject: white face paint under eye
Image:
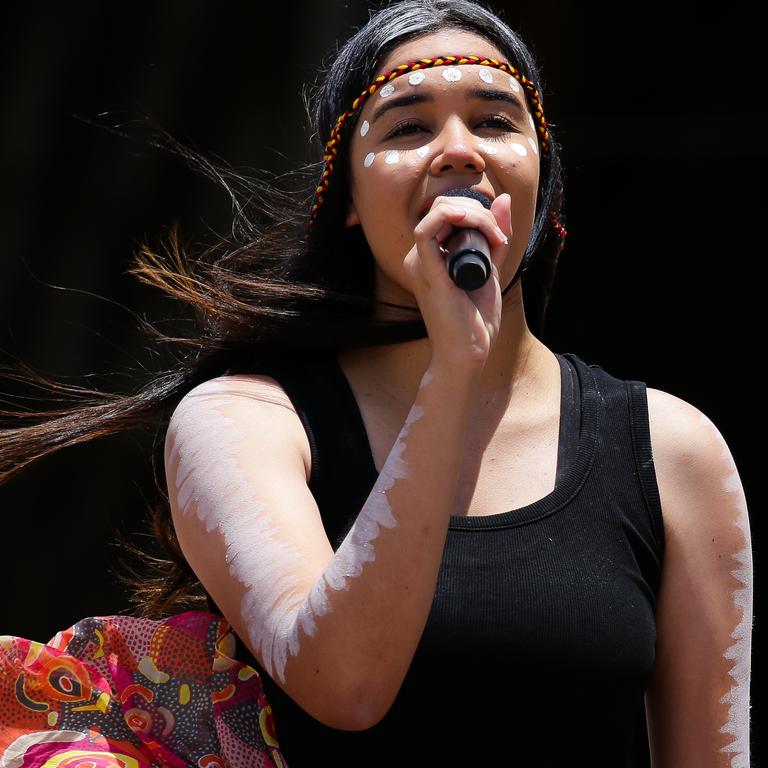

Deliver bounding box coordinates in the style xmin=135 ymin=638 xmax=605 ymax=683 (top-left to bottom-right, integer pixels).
xmin=408 ymin=71 xmax=426 ymax=86
xmin=416 ymin=145 xmax=431 ymax=158
xmin=510 ymin=143 xmax=528 ymax=157
xmin=385 ymin=150 xmax=400 ymax=164
xmin=479 ymin=67 xmax=494 ymax=84
xmin=479 ymin=144 xmax=499 ymax=155
xmin=364 ymin=152 xmax=376 ymax=168
xmin=442 ymin=67 xmax=462 ymax=82
xmin=527 ymin=136 xmax=539 ymax=156
xmin=379 ymin=83 xmax=395 ymax=98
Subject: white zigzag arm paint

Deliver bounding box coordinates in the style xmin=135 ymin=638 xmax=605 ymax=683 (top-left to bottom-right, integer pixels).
xmin=699 ymin=415 xmax=754 ymax=768
xmin=165 ymin=373 xmax=429 ymax=685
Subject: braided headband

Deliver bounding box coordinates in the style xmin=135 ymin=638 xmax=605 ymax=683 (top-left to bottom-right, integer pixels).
xmin=306 ymin=53 xmax=567 ymax=250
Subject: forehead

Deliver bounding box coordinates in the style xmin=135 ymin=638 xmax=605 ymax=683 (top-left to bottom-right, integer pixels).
xmin=356 ymin=30 xmax=527 ymax=126
xmin=373 ymin=29 xmax=506 ymax=77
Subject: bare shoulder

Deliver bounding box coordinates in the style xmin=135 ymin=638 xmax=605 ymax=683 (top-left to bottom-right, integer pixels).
xmin=169 ymin=373 xmax=312 ymax=482
xmin=645 ymin=386 xmax=746 ymax=536
xmin=646 ymin=386 xmax=714 ymax=464
xmin=646 ymin=386 xmax=734 ymax=475
xmin=174 ymin=373 xmax=298 ymax=413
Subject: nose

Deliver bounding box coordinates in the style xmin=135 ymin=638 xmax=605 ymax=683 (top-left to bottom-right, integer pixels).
xmin=429 ymin=118 xmax=486 ymax=175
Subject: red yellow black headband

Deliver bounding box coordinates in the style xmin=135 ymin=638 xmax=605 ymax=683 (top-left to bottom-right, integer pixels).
xmin=306 ymin=54 xmax=566 ymax=249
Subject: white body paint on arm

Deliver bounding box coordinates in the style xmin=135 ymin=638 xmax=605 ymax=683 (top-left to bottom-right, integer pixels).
xmin=646 ymin=389 xmax=755 ymax=767
xmin=701 ymin=414 xmax=754 ymax=767
xmin=166 ymin=370 xmax=430 ymax=685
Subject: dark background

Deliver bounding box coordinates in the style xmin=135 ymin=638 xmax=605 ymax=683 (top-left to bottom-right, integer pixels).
xmin=0 ymin=0 xmax=762 ymax=754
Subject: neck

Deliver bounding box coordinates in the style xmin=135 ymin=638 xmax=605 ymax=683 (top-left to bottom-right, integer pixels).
xmin=339 ymin=282 xmax=557 ymax=423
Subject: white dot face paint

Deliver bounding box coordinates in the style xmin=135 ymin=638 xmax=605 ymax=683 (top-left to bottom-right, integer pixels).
xmin=528 ymin=113 xmax=535 ymax=132
xmin=408 ymin=71 xmax=426 ymax=86
xmin=510 ymin=143 xmax=528 ymax=157
xmin=364 ymin=152 xmax=375 ymax=168
xmin=478 ymin=144 xmax=499 ymax=155
xmin=527 ymin=136 xmax=539 ymax=156
xmin=442 ymin=67 xmax=462 ymax=82
xmin=360 ymin=120 xmax=370 ymax=137
xmin=479 ymin=67 xmax=494 ymax=84
xmin=416 ymin=145 xmax=431 ymax=158
xmin=379 ymin=83 xmax=395 ymax=98
xmin=509 ymin=75 xmax=520 ymax=92
xmin=165 ymin=374 xmax=428 ymax=686
xmin=384 ymin=150 xmax=400 ymax=164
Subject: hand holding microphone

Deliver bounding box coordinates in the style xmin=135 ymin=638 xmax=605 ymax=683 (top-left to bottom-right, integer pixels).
xmin=440 ymin=187 xmax=496 ymax=291
xmin=406 ymin=188 xmax=511 ymax=369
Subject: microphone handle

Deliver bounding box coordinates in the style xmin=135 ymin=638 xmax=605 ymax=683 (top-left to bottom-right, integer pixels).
xmin=444 ymin=228 xmax=491 ymax=291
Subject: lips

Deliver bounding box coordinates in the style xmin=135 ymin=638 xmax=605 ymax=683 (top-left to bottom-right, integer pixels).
xmin=418 ymin=186 xmax=496 ymax=219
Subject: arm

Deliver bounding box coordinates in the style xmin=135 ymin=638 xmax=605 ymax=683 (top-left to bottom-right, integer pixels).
xmin=645 ymin=388 xmax=753 ymax=767
xmin=164 ymin=363 xmax=477 ymax=731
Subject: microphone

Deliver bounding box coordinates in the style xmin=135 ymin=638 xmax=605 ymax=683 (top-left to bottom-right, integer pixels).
xmin=441 ymin=187 xmax=493 ymax=291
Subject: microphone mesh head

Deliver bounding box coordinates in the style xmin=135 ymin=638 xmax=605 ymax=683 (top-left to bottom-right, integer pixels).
xmin=440 ymin=187 xmax=492 ymax=209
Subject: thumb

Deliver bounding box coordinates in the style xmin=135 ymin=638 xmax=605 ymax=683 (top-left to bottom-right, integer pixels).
xmin=490 ymin=193 xmax=512 ymax=239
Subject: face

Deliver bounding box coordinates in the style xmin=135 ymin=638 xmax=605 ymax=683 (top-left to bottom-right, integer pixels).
xmin=344 ymin=29 xmax=541 ymax=307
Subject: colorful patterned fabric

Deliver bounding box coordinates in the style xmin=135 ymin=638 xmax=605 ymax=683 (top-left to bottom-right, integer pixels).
xmin=0 ymin=611 xmax=287 ymax=767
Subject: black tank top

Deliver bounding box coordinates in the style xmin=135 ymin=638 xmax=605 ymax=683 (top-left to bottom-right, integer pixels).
xmin=204 ymin=352 xmax=664 ymax=767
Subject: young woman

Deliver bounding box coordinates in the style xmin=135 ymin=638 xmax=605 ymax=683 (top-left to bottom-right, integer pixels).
xmin=0 ymin=1 xmax=753 ymax=766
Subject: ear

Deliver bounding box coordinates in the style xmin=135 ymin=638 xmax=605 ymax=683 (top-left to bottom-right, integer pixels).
xmin=345 ymin=199 xmax=360 ymax=228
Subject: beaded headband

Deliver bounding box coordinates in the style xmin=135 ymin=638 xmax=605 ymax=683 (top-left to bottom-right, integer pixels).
xmin=305 ymin=53 xmax=567 ymax=252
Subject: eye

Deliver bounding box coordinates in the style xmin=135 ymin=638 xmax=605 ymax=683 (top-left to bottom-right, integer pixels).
xmin=387 ymin=119 xmax=424 ymax=139
xmin=386 ymin=115 xmax=519 ymax=141
xmin=480 ymin=115 xmax=519 ymax=143
xmin=481 ymin=115 xmax=517 ymax=132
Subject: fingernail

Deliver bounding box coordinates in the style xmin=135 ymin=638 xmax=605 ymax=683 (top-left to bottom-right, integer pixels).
xmin=496 ymin=226 xmax=508 ymax=244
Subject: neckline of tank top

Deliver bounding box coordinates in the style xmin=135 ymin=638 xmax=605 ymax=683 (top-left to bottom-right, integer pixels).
xmin=327 ymin=350 xmax=600 ymax=531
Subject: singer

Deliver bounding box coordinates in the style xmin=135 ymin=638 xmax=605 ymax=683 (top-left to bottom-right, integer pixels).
xmin=0 ymin=1 xmax=753 ymax=766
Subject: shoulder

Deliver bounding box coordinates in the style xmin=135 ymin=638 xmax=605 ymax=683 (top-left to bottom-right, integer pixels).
xmin=167 ymin=373 xmax=312 ymax=481
xmin=645 ymin=386 xmax=735 ymax=484
xmin=172 ymin=373 xmax=298 ymax=415
xmin=645 ymin=386 xmax=747 ymax=542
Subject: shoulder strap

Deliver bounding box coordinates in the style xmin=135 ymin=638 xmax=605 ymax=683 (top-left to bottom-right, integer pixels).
xmin=626 ymin=379 xmax=665 ymax=552
xmin=257 ymin=355 xmax=378 ymax=550
xmin=555 ymin=353 xmax=581 ymax=486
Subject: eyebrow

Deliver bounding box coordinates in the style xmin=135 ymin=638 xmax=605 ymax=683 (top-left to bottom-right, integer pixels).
xmin=369 ymin=86 xmax=528 ymax=125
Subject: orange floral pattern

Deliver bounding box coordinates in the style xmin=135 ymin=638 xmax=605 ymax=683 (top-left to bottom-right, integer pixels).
xmin=0 ymin=611 xmax=287 ymax=767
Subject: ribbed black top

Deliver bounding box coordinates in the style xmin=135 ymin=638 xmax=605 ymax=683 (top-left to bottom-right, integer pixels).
xmin=205 ymin=352 xmax=664 ymax=767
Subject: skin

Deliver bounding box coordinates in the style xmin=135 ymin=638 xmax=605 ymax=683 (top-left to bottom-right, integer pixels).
xmin=340 ymin=28 xmax=560 ymax=455
xmin=644 ymin=394 xmax=753 ymax=767
xmin=165 ymin=377 xmax=428 ymax=685
xmin=345 ymin=33 xmax=538 ymax=313
xmin=164 ymin=28 xmax=753 ymax=757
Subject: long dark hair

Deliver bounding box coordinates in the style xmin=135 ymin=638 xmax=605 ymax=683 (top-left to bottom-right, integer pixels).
xmin=0 ymin=0 xmax=566 ymax=619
